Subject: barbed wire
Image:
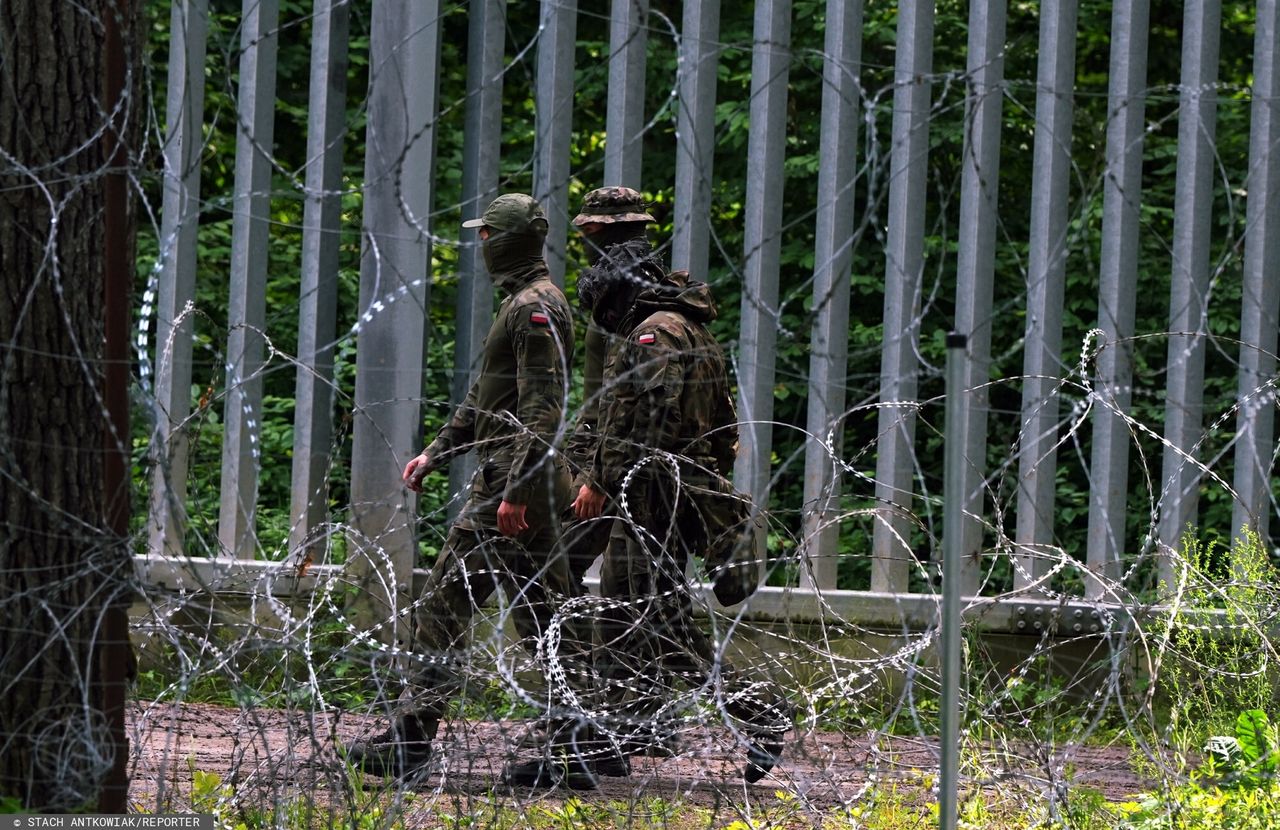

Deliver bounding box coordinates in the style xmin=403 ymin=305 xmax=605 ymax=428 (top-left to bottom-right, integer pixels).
xmin=3 ymin=0 xmax=1280 ymax=826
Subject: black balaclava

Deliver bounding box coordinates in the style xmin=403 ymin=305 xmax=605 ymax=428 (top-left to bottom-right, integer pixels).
xmin=579 ymin=223 xmax=666 ymax=330
xmin=591 ymin=278 xmax=645 ymax=334
xmin=582 ymin=221 xmax=647 ymax=266
xmin=483 ymin=229 xmax=545 ymax=277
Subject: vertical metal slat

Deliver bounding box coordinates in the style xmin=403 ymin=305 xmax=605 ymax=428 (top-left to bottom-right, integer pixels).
xmin=733 ymin=0 xmax=792 ymax=545
xmin=1085 ymin=0 xmax=1150 ymax=599
xmin=605 ymin=0 xmax=649 ymax=189
xmin=1231 ymin=0 xmax=1280 ymax=551
xmin=1014 ymin=0 xmax=1077 ymax=592
xmin=219 ymin=0 xmax=280 ymax=559
xmin=870 ymin=0 xmax=934 ymax=593
xmin=799 ymin=0 xmax=863 ymax=591
xmin=952 ymin=0 xmax=1008 ymax=596
xmin=349 ymin=0 xmax=440 ymax=629
xmin=290 ymin=0 xmax=351 ymax=560
xmin=1157 ymin=0 xmax=1221 ymax=584
xmin=149 ymin=0 xmax=209 ymax=558
xmin=533 ymin=0 xmax=578 ymax=285
xmin=671 ymin=0 xmax=720 ymax=276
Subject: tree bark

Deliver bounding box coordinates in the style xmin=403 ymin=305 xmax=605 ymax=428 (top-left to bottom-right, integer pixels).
xmin=0 ymin=0 xmax=137 ymax=810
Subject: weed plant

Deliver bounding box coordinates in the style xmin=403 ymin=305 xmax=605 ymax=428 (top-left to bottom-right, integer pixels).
xmin=1156 ymin=529 xmax=1279 ymax=757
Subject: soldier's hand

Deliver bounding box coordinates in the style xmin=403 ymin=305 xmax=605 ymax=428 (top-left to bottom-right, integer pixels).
xmin=402 ymin=452 xmax=433 ymax=493
xmin=497 ymin=500 xmax=529 ymax=537
xmin=572 ymin=485 xmax=606 ymax=520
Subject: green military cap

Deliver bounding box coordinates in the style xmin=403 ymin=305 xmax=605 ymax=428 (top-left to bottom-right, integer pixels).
xmin=571 ymin=186 xmax=655 ymax=226
xmin=462 ymin=193 xmax=549 ymax=234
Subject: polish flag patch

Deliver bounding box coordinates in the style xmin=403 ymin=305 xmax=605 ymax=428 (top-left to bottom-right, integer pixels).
xmin=637 ymin=332 xmax=657 ymax=345
xmin=530 ymin=311 xmax=550 ymax=326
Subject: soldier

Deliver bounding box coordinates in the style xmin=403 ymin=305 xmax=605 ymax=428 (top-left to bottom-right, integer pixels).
xmin=499 ymin=188 xmax=665 ymax=773
xmin=344 ymin=193 xmax=602 ymax=788
xmin=569 ymin=187 xmax=791 ymax=783
xmin=560 ymin=187 xmax=666 ymax=619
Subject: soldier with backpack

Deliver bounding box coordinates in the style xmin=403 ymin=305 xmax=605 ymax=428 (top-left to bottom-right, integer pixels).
xmin=568 ymin=186 xmax=792 ymax=784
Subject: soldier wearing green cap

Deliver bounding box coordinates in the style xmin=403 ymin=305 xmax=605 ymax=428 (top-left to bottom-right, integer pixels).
xmin=345 ymin=193 xmax=604 ymax=786
xmin=566 ymin=186 xmax=792 ymax=784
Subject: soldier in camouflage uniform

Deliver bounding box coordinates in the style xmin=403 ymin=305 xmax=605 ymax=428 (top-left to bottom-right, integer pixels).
xmin=480 ymin=187 xmax=667 ymax=778
xmin=569 ymin=187 xmax=792 ymax=784
xmin=560 ymin=188 xmax=665 ymax=600
xmin=345 ymin=193 xmax=600 ymax=787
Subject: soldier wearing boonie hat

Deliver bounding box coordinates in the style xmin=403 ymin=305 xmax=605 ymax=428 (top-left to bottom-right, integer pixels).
xmin=564 ymin=186 xmax=793 ymax=786
xmin=571 ymin=186 xmax=656 ymax=227
xmin=565 ymin=186 xmax=664 ymax=517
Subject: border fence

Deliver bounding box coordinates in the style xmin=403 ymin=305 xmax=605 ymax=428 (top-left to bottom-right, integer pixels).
xmin=141 ymin=0 xmax=1280 ymax=622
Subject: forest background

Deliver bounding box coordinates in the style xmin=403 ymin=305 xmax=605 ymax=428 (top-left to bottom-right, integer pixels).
xmin=132 ymin=0 xmax=1265 ymax=593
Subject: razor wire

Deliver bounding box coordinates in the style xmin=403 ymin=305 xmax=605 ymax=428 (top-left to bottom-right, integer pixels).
xmin=3 ymin=0 xmax=1280 ymax=827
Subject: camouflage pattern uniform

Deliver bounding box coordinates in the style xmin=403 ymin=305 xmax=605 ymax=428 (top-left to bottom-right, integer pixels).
xmin=347 ymin=194 xmax=587 ymax=780
xmin=411 ymin=256 xmax=579 ymax=718
xmin=560 ymin=189 xmax=666 ymax=603
xmin=573 ymin=203 xmax=791 ymax=781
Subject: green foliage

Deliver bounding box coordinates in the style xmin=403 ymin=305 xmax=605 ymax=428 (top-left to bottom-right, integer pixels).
xmin=1202 ymin=710 xmax=1280 ymax=790
xmin=183 ymin=760 xmax=408 ymax=830
xmin=132 ymin=0 xmax=1271 ymax=595
xmin=133 ymin=616 xmax=383 ymax=711
xmin=445 ymin=679 xmax=540 ymax=722
xmin=1157 ymin=529 xmax=1280 ymax=751
xmin=1114 ymin=779 xmax=1280 ymax=829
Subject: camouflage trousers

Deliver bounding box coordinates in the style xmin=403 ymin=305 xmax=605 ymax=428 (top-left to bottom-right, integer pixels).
xmin=592 ymin=474 xmax=790 ymax=749
xmin=401 ymin=462 xmax=592 ymax=737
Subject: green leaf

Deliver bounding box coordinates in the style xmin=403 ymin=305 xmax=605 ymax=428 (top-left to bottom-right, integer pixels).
xmin=1235 ymin=709 xmax=1271 ymax=766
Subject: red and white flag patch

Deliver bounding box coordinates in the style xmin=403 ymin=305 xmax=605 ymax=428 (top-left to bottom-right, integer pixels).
xmin=637 ymin=332 xmax=656 ymax=345
xmin=530 ymin=311 xmax=550 ymax=326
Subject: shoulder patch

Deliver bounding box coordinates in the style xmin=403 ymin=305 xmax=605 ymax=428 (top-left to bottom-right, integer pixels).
xmin=530 ymin=311 xmax=551 ymax=327
xmin=636 ymin=332 xmax=657 ymax=345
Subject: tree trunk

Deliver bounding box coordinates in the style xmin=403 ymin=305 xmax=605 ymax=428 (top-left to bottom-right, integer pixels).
xmin=0 ymin=1 xmax=136 ymax=810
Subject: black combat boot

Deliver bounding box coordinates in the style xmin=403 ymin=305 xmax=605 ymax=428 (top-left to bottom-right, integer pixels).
xmin=619 ymin=720 xmax=681 ymax=758
xmin=343 ymin=713 xmax=435 ymax=779
xmin=502 ymin=751 xmax=601 ymax=790
xmin=590 ymin=746 xmax=632 ymax=778
xmin=503 ymin=720 xmax=629 ymax=788
xmin=734 ymin=686 xmax=793 ymax=784
xmin=743 ymin=735 xmax=784 ymax=783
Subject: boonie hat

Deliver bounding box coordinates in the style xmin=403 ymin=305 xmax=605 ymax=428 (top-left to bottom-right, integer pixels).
xmin=571 ymin=186 xmax=655 ymax=226
xmin=462 ymin=193 xmax=549 ymax=234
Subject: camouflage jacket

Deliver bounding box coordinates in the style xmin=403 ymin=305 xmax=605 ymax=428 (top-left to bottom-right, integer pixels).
xmin=425 ymin=261 xmax=573 ymax=506
xmin=565 ymin=321 xmax=616 ymax=489
xmin=587 ymin=270 xmax=738 ymax=493
xmin=567 ymin=238 xmax=664 ymax=488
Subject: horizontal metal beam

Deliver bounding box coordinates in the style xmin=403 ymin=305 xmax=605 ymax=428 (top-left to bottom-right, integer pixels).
xmin=133 ymin=554 xmax=1229 ymax=636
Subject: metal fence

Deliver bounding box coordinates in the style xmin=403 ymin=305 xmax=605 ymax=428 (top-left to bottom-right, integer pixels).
xmin=142 ymin=0 xmax=1280 ymax=616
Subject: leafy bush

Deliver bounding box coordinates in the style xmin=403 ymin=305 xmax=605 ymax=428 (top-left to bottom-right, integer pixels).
xmin=1201 ymin=710 xmax=1280 ymax=790
xmin=1157 ymin=529 xmax=1280 ymax=750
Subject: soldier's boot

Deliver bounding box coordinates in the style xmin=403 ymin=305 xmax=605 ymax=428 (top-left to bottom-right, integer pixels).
xmin=502 ymin=752 xmax=600 ymax=790
xmin=588 ymin=733 xmax=632 ymax=778
xmin=743 ymin=736 xmax=784 ymax=784
xmin=503 ymin=721 xmax=629 ymax=788
xmin=343 ymin=712 xmax=436 ymax=779
xmin=736 ymin=689 xmax=794 ymax=784
xmin=619 ymin=719 xmax=681 ymax=758
xmin=515 ymin=714 xmax=557 ymax=749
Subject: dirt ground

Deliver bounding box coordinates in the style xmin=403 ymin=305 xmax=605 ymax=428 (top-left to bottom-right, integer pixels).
xmin=126 ymin=702 xmax=1156 ymax=822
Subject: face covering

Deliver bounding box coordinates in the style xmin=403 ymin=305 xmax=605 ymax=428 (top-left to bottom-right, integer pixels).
xmin=482 ymin=229 xmax=545 ymax=275
xmin=582 ymin=223 xmax=646 ymax=266
xmin=591 ymin=280 xmax=644 ymax=333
